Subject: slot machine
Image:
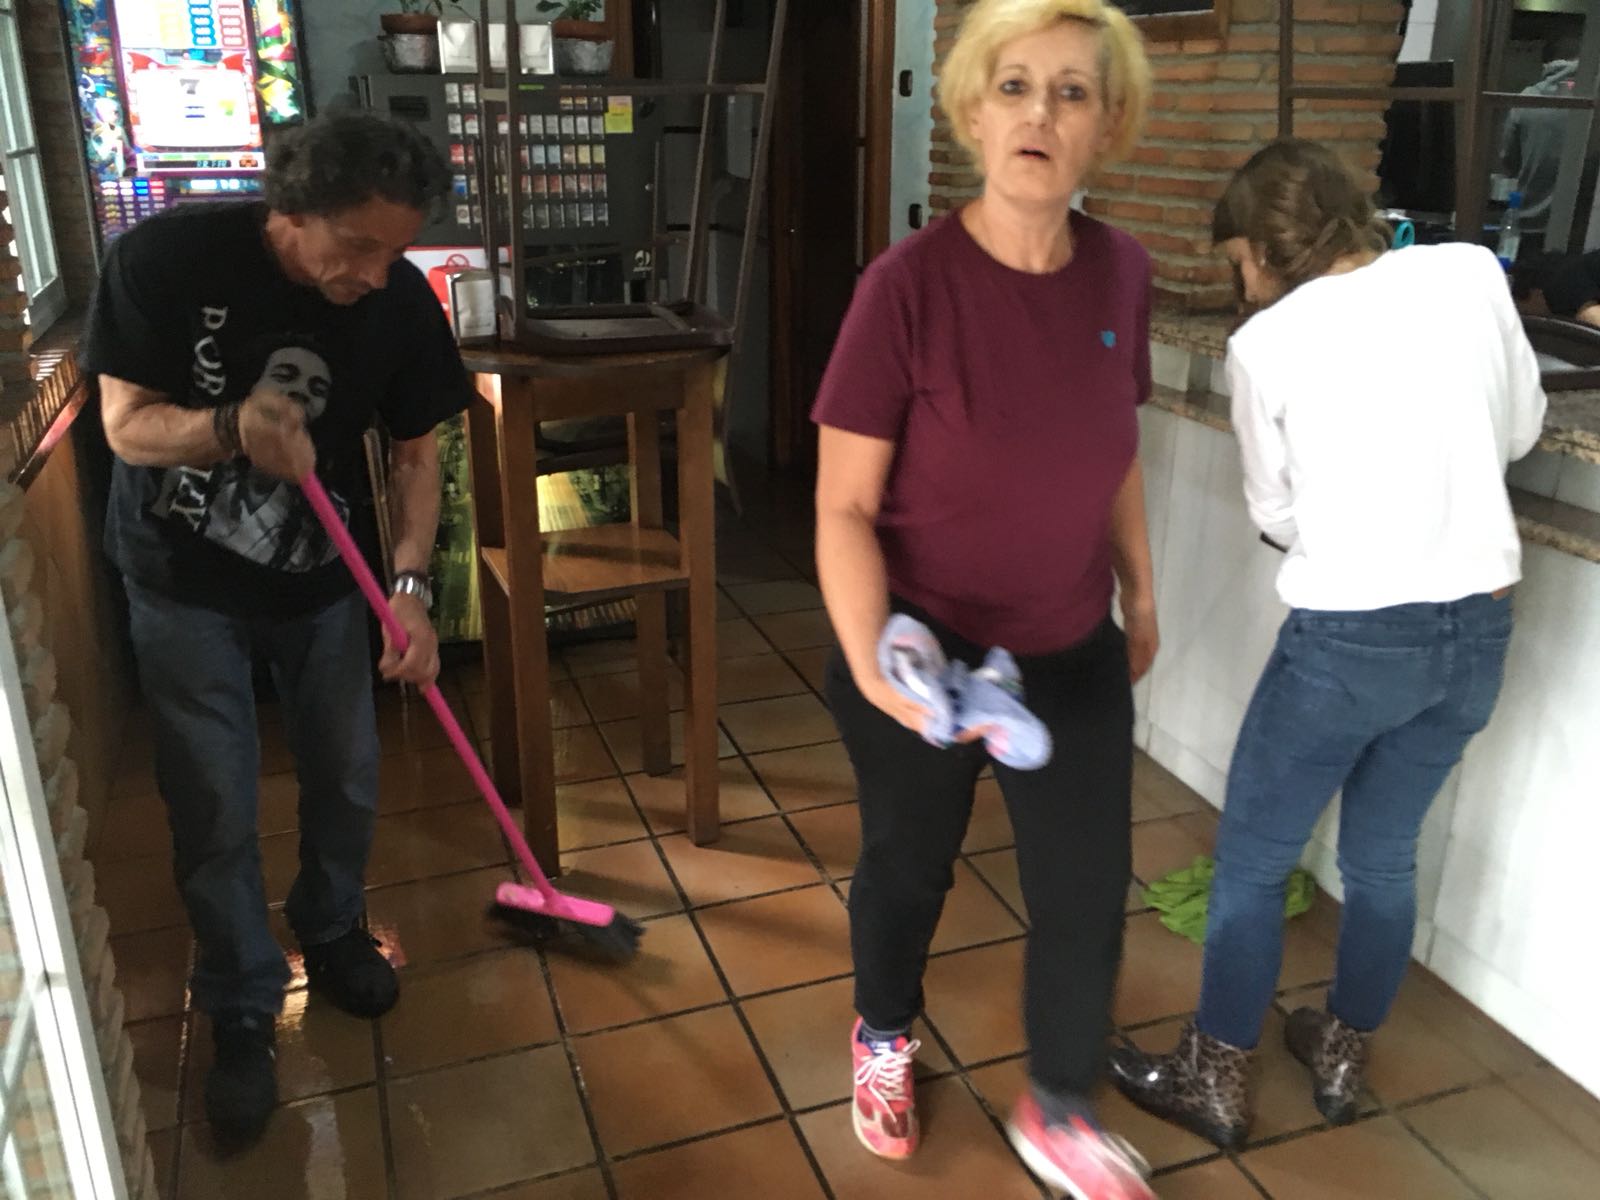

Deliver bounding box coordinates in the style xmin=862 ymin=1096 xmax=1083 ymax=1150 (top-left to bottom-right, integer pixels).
xmin=61 ymin=0 xmax=309 ymax=246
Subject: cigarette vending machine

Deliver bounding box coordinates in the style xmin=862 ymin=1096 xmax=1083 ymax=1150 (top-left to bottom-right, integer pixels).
xmin=356 ymin=72 xmax=665 ymax=641
xmin=356 ymin=73 xmax=661 ymax=308
xmin=61 ymin=0 xmax=309 ymax=246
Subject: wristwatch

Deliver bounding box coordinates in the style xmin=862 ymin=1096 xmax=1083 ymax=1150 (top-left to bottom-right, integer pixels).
xmin=391 ymin=569 xmax=433 ymax=610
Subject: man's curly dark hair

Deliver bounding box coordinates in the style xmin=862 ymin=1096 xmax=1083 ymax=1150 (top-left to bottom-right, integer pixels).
xmin=264 ymin=113 xmax=449 ymax=219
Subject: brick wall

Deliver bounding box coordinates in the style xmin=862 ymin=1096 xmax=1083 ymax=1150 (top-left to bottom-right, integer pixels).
xmin=930 ymin=0 xmax=1404 ymax=311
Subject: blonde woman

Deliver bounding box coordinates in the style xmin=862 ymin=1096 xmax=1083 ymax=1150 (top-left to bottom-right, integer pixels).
xmin=811 ymin=1 xmax=1158 ymax=1194
xmin=1110 ymin=140 xmax=1546 ymax=1148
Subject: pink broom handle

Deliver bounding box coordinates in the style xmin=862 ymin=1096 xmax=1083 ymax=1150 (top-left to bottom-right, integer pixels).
xmin=301 ymin=472 xmax=560 ymax=899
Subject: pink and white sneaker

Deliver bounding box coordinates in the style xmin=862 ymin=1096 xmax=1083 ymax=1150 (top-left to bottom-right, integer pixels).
xmin=1008 ymin=1091 xmax=1154 ymax=1200
xmin=850 ymin=1018 xmax=920 ymax=1159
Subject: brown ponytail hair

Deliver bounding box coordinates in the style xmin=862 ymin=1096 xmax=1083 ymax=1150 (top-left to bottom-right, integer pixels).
xmin=1212 ymin=139 xmax=1391 ymax=296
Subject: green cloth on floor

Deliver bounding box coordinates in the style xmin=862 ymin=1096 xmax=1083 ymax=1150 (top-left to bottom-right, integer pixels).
xmin=1142 ymin=856 xmax=1317 ymax=945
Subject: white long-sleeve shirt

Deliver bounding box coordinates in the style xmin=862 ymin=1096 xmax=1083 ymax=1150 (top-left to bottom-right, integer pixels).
xmin=1227 ymin=242 xmax=1548 ymax=612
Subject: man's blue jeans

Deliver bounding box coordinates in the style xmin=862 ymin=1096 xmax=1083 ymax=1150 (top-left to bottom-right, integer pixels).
xmin=126 ymin=580 xmax=379 ymax=1018
xmin=1197 ymin=593 xmax=1513 ymax=1049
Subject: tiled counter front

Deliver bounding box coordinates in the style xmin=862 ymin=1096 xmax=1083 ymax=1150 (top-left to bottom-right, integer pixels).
xmin=1136 ymin=342 xmax=1600 ymax=1101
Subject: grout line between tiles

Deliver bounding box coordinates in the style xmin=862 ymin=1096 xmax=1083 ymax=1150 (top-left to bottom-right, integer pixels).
xmin=957 ymin=848 xmax=1030 ymax=929
xmin=164 ymin=1010 xmax=194 ymax=1200
xmin=1142 ymin=1145 xmax=1231 ymax=1181
xmin=1387 ymin=1104 xmax=1495 ymax=1200
xmin=497 ymin=669 xmax=624 ymax=1200
xmin=600 ymin=717 xmax=841 ymax=1200
xmin=602 ymin=1112 xmax=801 ymax=1168
xmin=169 ymin=1078 xmax=379 ymax=1130
xmin=1231 ymin=1105 xmax=1389 ymax=1154
xmin=532 ymin=938 xmax=623 ymax=1200
xmin=354 ymin=857 xmax=519 ymax=899
xmin=920 ymin=1017 xmax=1054 ymax=1200
xmin=1218 ymin=1150 xmax=1277 ymax=1198
xmin=456 ymin=1161 xmax=606 ymax=1198
xmin=371 ymin=1004 xmax=400 ymax=1200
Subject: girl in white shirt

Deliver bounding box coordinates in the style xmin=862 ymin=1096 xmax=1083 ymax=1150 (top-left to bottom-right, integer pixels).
xmin=1108 ymin=139 xmax=1547 ymax=1149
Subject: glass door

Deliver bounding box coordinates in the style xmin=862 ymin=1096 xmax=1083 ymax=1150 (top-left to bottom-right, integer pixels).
xmin=0 ymin=602 xmax=124 ymax=1198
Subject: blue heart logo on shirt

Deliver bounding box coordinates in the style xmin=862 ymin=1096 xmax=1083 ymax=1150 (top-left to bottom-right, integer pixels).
xmin=1101 ymin=330 xmax=1117 ymax=348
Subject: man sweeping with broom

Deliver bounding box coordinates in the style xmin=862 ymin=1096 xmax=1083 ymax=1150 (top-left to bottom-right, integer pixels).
xmin=85 ymin=113 xmax=472 ymax=1147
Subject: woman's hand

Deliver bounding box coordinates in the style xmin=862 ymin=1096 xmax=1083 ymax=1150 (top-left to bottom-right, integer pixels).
xmin=1121 ymin=592 xmax=1160 ymax=684
xmin=1109 ymin=457 xmax=1159 ymax=683
xmin=1578 ymin=302 xmax=1600 ymax=329
xmin=857 ymin=668 xmax=937 ymax=738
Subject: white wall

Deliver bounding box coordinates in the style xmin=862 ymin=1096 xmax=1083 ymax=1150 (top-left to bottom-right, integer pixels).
xmin=301 ymin=0 xmax=387 ymax=111
xmin=1431 ymin=0 xmax=1473 ymax=63
xmin=1136 ymin=397 xmax=1600 ymax=1100
xmin=1400 ymin=0 xmax=1440 ymax=63
xmin=1429 ymin=543 xmax=1600 ymax=1091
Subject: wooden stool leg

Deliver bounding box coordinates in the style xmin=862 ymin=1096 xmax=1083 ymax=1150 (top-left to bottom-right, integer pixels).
xmin=678 ymin=363 xmax=720 ymax=844
xmin=498 ymin=378 xmax=560 ymax=871
xmin=464 ymin=388 xmax=520 ymax=805
xmin=635 ymin=595 xmax=672 ymax=776
xmin=629 ymin=410 xmax=672 ymax=776
xmin=478 ymin=581 xmax=521 ymax=801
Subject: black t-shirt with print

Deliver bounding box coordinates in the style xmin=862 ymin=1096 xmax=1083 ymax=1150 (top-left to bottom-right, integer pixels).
xmin=83 ymin=201 xmax=473 ymax=619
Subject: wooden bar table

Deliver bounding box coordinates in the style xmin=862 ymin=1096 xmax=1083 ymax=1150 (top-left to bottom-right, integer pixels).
xmin=460 ymin=344 xmax=724 ymax=868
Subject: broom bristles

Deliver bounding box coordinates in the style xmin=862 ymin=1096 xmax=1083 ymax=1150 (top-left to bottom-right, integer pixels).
xmin=488 ymin=902 xmax=645 ymax=963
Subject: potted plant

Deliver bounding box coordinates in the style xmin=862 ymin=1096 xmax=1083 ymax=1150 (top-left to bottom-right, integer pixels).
xmin=536 ymin=0 xmax=613 ymax=75
xmin=381 ymin=1 xmax=468 ymax=73
xmin=381 ymin=0 xmax=443 ymax=37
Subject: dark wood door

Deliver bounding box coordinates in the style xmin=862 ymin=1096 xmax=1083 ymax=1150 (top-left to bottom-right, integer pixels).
xmin=768 ymin=0 xmax=867 ymax=477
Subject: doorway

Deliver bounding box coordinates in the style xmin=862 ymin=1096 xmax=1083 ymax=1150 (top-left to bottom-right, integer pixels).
xmin=767 ymin=0 xmax=901 ymax=479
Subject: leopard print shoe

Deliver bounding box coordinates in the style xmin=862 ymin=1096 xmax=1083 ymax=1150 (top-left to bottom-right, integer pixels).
xmin=1285 ymin=1007 xmax=1370 ymax=1125
xmin=1107 ymin=1021 xmax=1253 ymax=1149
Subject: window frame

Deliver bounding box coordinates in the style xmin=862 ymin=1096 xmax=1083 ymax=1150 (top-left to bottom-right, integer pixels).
xmin=0 ymin=0 xmax=66 ymax=335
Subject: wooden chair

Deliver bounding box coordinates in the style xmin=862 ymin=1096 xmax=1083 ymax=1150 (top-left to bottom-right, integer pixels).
xmin=462 ymin=345 xmax=724 ymax=870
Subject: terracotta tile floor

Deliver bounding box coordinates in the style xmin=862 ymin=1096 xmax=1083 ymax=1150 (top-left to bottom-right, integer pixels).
xmin=94 ymin=497 xmax=1599 ymax=1199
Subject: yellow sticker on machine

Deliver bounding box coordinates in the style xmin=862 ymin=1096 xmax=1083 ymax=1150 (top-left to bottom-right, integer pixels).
xmin=604 ymin=95 xmax=634 ymax=135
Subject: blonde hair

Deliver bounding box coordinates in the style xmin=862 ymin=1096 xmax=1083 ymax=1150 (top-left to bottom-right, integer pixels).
xmin=1212 ymin=140 xmax=1391 ymax=299
xmin=939 ymin=0 xmax=1152 ymax=169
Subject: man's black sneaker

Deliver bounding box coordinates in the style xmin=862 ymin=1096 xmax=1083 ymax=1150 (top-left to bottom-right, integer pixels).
xmin=301 ymin=927 xmax=399 ymax=1018
xmin=205 ymin=1014 xmax=277 ymax=1148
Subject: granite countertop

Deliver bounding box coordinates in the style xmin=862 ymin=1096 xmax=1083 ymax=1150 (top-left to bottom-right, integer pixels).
xmin=1148 ymin=308 xmax=1237 ymax=360
xmin=1150 ymin=307 xmax=1600 ymax=468
xmin=1509 ymin=491 xmax=1600 ymax=564
xmin=1145 ymin=384 xmax=1600 ymax=566
xmin=1541 ymin=390 xmax=1600 ymax=463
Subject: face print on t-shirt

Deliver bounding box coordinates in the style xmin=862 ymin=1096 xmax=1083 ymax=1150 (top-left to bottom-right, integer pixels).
xmin=226 ymin=344 xmax=334 ymax=522
xmin=261 ymin=344 xmax=332 ymax=421
xmin=150 ymin=330 xmax=350 ymax=573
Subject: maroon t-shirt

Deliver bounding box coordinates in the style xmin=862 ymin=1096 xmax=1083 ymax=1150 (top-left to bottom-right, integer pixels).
xmin=811 ymin=209 xmax=1151 ymax=655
